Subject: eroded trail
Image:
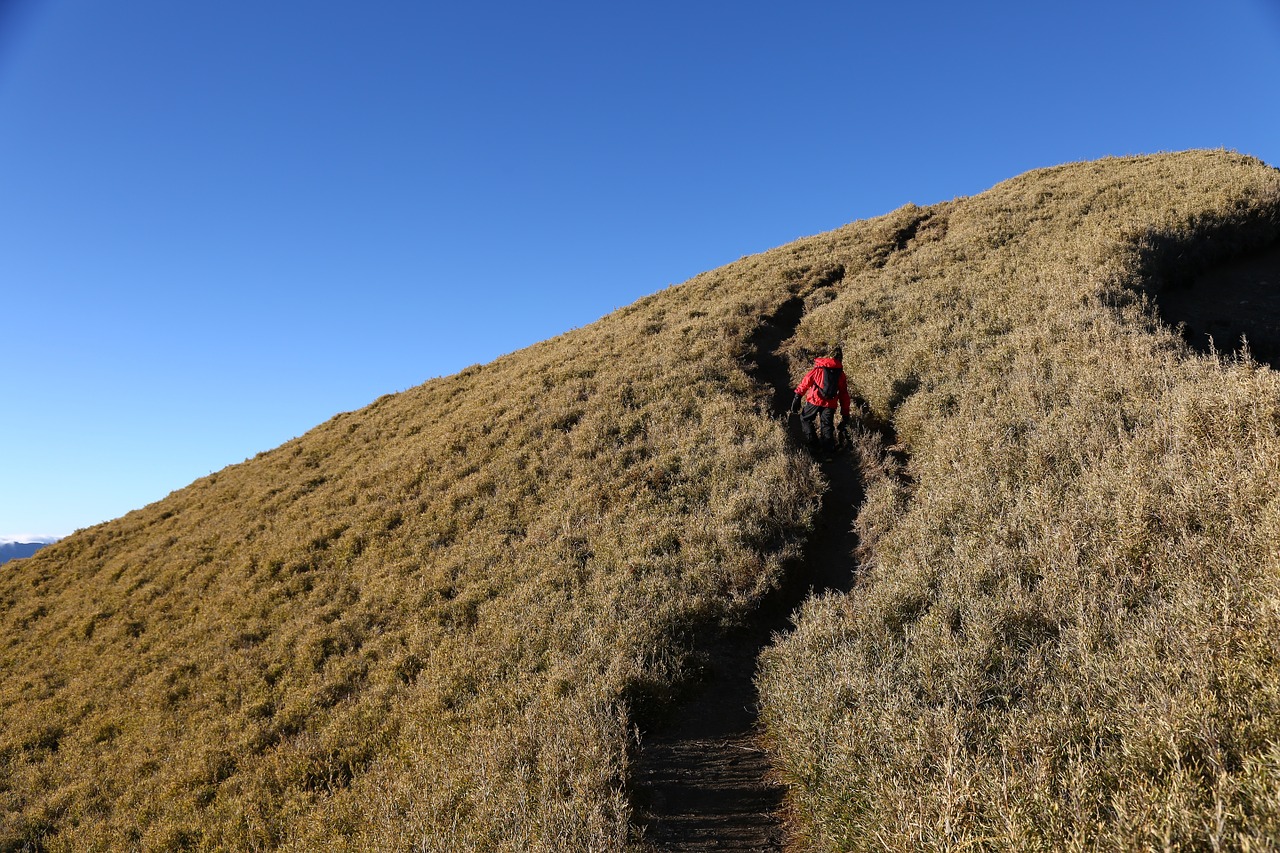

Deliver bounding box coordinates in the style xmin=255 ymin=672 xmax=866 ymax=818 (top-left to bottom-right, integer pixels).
xmin=629 ymin=299 xmax=863 ymax=850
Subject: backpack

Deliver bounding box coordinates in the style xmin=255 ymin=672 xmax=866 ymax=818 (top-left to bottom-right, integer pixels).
xmin=817 ymin=366 xmax=841 ymax=402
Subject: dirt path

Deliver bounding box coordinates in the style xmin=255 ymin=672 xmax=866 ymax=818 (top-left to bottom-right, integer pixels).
xmin=629 ymin=298 xmax=863 ymax=850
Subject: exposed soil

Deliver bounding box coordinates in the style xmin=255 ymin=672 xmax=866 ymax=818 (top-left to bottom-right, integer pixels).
xmin=1154 ymin=241 xmax=1280 ymax=369
xmin=629 ymin=298 xmax=863 ymax=850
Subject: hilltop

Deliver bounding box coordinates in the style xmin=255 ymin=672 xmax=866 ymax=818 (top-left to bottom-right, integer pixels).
xmin=3 ymin=150 xmax=1280 ymax=851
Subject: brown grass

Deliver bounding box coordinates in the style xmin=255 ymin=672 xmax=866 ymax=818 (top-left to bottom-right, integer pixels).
xmin=759 ymin=150 xmax=1280 ymax=850
xmin=0 ymin=254 xmax=824 ymax=849
xmin=3 ymin=149 xmax=1279 ymax=850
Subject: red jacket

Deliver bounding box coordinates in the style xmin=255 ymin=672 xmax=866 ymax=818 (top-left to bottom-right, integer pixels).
xmin=796 ymin=357 xmax=851 ymax=416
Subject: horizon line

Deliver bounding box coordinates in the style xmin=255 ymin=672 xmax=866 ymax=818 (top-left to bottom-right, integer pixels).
xmin=0 ymin=535 xmax=62 ymax=545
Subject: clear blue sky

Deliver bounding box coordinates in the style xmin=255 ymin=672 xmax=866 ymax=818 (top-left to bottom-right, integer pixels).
xmin=2 ymin=0 xmax=1279 ymax=541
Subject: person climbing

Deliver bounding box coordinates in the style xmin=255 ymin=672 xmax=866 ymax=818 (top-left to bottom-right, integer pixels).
xmin=790 ymin=345 xmax=851 ymax=456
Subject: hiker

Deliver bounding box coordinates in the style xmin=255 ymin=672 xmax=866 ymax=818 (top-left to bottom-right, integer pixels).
xmin=790 ymin=345 xmax=851 ymax=454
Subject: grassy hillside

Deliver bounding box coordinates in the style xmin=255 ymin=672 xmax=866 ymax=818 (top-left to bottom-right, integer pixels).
xmin=1 ymin=245 xmax=828 ymax=849
xmin=3 ymin=149 xmax=1279 ymax=851
xmin=760 ymin=152 xmax=1280 ymax=849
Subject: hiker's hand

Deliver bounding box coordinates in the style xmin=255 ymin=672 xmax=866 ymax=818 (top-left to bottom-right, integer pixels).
xmin=789 ymin=394 xmax=802 ymax=414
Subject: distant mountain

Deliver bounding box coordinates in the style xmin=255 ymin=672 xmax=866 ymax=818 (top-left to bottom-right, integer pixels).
xmin=0 ymin=540 xmax=52 ymax=565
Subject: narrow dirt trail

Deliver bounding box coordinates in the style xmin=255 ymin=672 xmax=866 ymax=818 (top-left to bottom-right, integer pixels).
xmin=629 ymin=298 xmax=864 ymax=851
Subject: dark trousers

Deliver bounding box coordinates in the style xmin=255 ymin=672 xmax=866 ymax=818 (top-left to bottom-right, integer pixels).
xmin=799 ymin=402 xmax=836 ymax=450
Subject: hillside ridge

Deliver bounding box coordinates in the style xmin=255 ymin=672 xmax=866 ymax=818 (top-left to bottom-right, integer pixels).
xmin=4 ymin=149 xmax=1280 ymax=850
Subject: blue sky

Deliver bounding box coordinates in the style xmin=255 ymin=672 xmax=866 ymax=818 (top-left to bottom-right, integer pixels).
xmin=2 ymin=0 xmax=1279 ymax=540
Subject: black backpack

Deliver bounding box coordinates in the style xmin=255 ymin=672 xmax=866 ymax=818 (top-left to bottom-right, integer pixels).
xmin=817 ymin=366 xmax=841 ymax=402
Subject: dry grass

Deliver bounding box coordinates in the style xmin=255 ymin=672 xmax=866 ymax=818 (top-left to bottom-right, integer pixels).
xmin=759 ymin=150 xmax=1280 ymax=850
xmin=3 ymin=149 xmax=1280 ymax=850
xmin=0 ymin=254 xmax=824 ymax=849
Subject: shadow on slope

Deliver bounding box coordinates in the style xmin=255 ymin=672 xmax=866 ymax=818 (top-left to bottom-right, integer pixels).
xmin=1153 ymin=240 xmax=1280 ymax=369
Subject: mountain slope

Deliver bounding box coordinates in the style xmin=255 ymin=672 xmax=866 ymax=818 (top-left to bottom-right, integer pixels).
xmin=1 ymin=246 xmax=828 ymax=850
xmin=3 ymin=150 xmax=1279 ymax=851
xmin=759 ymin=151 xmax=1280 ymax=849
